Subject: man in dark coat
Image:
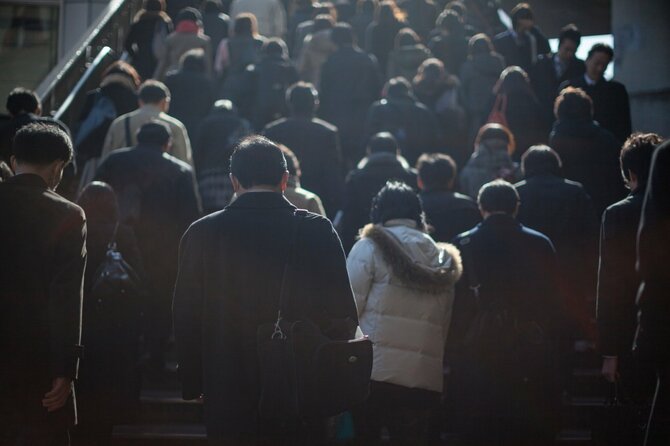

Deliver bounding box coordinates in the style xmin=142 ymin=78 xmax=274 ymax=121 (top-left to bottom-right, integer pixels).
xmin=95 ymin=122 xmax=201 ymax=370
xmin=530 ymin=24 xmax=585 ymax=124
xmin=263 ymin=82 xmax=344 ymax=218
xmin=364 ymin=77 xmax=440 ymax=167
xmin=447 ymin=180 xmax=562 ymax=446
xmin=320 ymin=23 xmax=382 ymax=168
xmin=561 ymin=43 xmax=631 ymax=143
xmin=201 ymin=0 xmax=230 ymax=63
xmin=635 ymin=138 xmax=670 ymax=445
xmin=416 ymin=152 xmax=480 ymax=242
xmin=0 ymin=124 xmax=85 ymax=445
xmin=173 ymin=136 xmax=358 ymax=443
xmin=492 ymin=3 xmax=550 ymax=72
xmin=549 ymin=87 xmax=627 ymax=217
xmin=337 ymin=132 xmax=417 ymax=253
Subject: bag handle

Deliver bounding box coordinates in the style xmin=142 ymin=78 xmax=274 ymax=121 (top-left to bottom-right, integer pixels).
xmin=124 ymin=115 xmax=132 ymax=148
xmin=107 ymin=222 xmax=120 ymax=251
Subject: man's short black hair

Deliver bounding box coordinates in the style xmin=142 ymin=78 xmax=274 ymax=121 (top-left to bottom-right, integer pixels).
xmin=521 ymin=145 xmax=562 ymax=178
xmin=6 ymin=87 xmax=40 ymax=116
xmin=367 ymin=132 xmax=398 ymax=154
xmin=555 ymin=87 xmax=593 ymax=121
xmin=416 ymin=153 xmax=457 ymax=191
xmin=558 ymin=23 xmax=581 ymax=48
xmin=230 ymin=136 xmax=287 ymax=188
xmin=620 ymin=132 xmax=664 ymax=186
xmin=587 ymin=43 xmax=614 ymax=60
xmin=287 ymin=82 xmax=318 ymax=115
xmin=13 ymin=123 xmax=73 ymax=166
xmin=331 ymin=22 xmax=354 ymax=47
xmin=371 ymin=181 xmax=426 ymax=230
xmin=510 ymin=3 xmax=533 ymax=30
xmin=139 ymin=80 xmax=170 ymax=104
xmin=478 ymin=180 xmax=519 ymax=215
xmin=137 ymin=121 xmax=172 ymax=146
xmin=180 ymin=49 xmax=207 ymax=73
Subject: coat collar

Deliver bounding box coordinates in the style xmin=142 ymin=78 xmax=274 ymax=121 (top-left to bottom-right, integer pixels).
xmin=226 ymin=191 xmax=295 ymax=210
xmin=5 ymin=173 xmax=48 ymax=189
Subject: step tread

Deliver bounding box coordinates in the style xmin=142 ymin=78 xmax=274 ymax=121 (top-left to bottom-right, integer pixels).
xmin=113 ymin=424 xmax=206 ymax=439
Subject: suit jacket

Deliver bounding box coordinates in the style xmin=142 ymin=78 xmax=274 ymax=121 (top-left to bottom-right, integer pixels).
xmin=0 ymin=174 xmax=86 ymax=426
xmin=173 ymin=192 xmax=358 ymax=437
xmin=530 ymin=53 xmax=585 ymax=123
xmin=419 ymin=189 xmax=481 ymax=242
xmin=493 ymin=27 xmax=550 ymax=73
xmin=562 ymin=75 xmax=632 ymax=143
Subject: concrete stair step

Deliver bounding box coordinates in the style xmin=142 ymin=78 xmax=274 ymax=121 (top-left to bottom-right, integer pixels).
xmin=138 ymin=389 xmax=202 ymax=423
xmin=112 ymin=424 xmax=206 ymax=445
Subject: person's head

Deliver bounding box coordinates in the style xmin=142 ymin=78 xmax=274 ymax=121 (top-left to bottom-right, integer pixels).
xmin=77 ymin=181 xmax=119 ymax=225
xmin=445 ymin=1 xmax=467 ymax=18
xmin=557 ymin=24 xmax=581 ymax=64
xmin=475 ymin=123 xmax=515 ymax=155
xmin=371 ymin=181 xmax=426 ymax=231
xmin=331 ymin=22 xmax=355 ymax=47
xmin=367 ymin=132 xmax=398 ymax=155
xmin=101 ymin=60 xmax=141 ymax=89
xmin=554 ymin=86 xmax=593 ymax=122
xmin=262 ymin=38 xmax=289 ymax=59
xmin=376 ymin=1 xmax=405 ymax=24
xmin=233 ymin=13 xmax=258 ymax=37
xmin=477 ymin=180 xmax=520 ymax=218
xmin=6 ymin=87 xmax=40 ymax=117
xmin=436 ymin=10 xmax=463 ymax=36
xmin=313 ymin=14 xmax=335 ymax=33
xmin=176 ymin=6 xmax=202 ymax=26
xmin=416 ymin=153 xmax=457 ymax=191
xmin=136 ymin=121 xmax=172 ymax=151
xmin=468 ymin=33 xmax=493 ymax=57
xmin=585 ymin=43 xmax=614 ymax=81
xmin=287 ymin=82 xmax=319 ymax=116
xmin=211 ymin=99 xmax=238 ymax=115
xmin=138 ymin=80 xmax=171 ymax=111
xmin=383 ymin=76 xmax=412 ymax=100
xmin=180 ymin=49 xmax=207 ymax=73
xmin=278 ymin=144 xmax=302 ymax=180
xmin=313 ymin=2 xmax=337 ymax=20
xmin=521 ymin=145 xmax=562 ymax=178
xmin=620 ymin=132 xmax=664 ymax=191
xmin=229 ymin=136 xmax=288 ymax=193
xmin=201 ymin=0 xmax=222 ymax=14
xmin=413 ymin=58 xmax=445 ymax=86
xmin=395 ymin=27 xmax=420 ymax=48
xmin=495 ymin=65 xmax=531 ymax=95
xmin=510 ymin=3 xmax=534 ymax=33
xmin=11 ymin=123 xmax=73 ymax=190
xmin=143 ymin=0 xmax=165 ymax=13
xmin=357 ymin=0 xmax=378 ymax=15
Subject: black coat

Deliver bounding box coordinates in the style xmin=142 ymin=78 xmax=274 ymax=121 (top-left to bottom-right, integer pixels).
xmin=492 ymin=27 xmax=551 ymax=73
xmin=365 ymin=21 xmax=403 ymax=77
xmin=530 ymin=54 xmax=585 ymax=124
xmin=502 ymin=90 xmax=548 ymax=159
xmin=263 ymin=116 xmax=344 ymax=217
xmin=549 ymin=119 xmax=627 ymax=217
xmin=124 ymin=14 xmax=174 ymax=81
xmin=428 ymin=33 xmax=468 ymax=76
xmin=94 ymin=144 xmax=201 ymax=337
xmin=597 ymin=190 xmax=644 ymax=358
xmin=419 ymin=189 xmax=481 ymax=242
xmin=173 ymin=192 xmax=358 ymax=437
xmin=0 ymin=174 xmax=86 ymax=427
xmin=320 ymin=46 xmax=382 ymax=166
xmin=165 ymin=69 xmax=215 ymax=141
xmin=398 ymin=0 xmax=438 ymax=41
xmin=202 ymin=12 xmax=230 ymax=63
xmin=338 ymin=152 xmax=417 ymax=252
xmin=561 ymin=76 xmax=632 ymax=144
xmin=0 ymin=113 xmax=70 ymax=165
xmin=247 ymin=56 xmax=299 ymax=130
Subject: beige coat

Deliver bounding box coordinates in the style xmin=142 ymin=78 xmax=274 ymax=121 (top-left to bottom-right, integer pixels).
xmin=347 ymin=221 xmax=462 ymax=392
xmin=230 ymin=0 xmax=286 ymax=38
xmin=284 ymin=184 xmax=326 ymax=216
xmin=154 ymin=32 xmax=212 ymax=80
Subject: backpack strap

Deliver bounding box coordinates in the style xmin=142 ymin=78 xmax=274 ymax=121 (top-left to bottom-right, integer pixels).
xmin=124 ymin=115 xmax=132 ymax=147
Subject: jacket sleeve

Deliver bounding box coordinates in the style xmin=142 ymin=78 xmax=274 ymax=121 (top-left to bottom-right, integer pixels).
xmin=272 ymin=0 xmax=287 ymax=38
xmin=346 ymin=238 xmax=375 ymax=319
xmin=49 ymin=208 xmax=86 ymax=379
xmin=172 ymin=123 xmax=194 ymax=167
xmin=173 ymin=224 xmax=206 ymax=399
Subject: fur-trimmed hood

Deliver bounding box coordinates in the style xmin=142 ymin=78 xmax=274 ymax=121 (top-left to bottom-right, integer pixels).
xmin=359 ymin=223 xmax=462 ymax=294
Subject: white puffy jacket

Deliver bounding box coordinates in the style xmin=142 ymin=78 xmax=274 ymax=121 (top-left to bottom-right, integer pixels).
xmin=346 ymin=220 xmax=462 ymax=393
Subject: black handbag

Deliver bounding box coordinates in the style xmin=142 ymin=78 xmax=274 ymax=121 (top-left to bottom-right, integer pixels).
xmin=257 ymin=210 xmax=373 ymax=421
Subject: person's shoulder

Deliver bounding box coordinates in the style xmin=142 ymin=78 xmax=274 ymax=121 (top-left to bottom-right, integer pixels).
xmin=311 ymin=117 xmax=338 ymax=133
xmin=45 ymin=190 xmax=86 ymax=222
xmin=519 ymin=224 xmax=553 ymax=247
xmin=263 ymin=117 xmax=290 ymax=133
xmin=104 ymin=146 xmax=135 ymax=163
xmin=493 ymin=29 xmax=512 ymax=42
xmin=159 ymin=113 xmax=187 ymax=131
xmin=452 ymin=191 xmax=477 ymax=204
xmin=605 ymin=79 xmax=628 ymax=94
xmin=162 ymin=152 xmax=194 ymax=173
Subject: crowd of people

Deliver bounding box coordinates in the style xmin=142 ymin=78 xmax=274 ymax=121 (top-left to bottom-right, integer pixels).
xmin=1 ymin=0 xmax=668 ymax=445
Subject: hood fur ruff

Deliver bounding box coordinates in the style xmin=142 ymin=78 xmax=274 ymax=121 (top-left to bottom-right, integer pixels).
xmin=360 ymin=224 xmax=463 ymax=294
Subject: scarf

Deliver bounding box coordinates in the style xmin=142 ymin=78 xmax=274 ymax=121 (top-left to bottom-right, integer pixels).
xmin=176 ymin=20 xmax=199 ymax=34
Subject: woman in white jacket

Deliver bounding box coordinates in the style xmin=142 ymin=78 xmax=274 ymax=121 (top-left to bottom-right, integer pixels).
xmin=347 ymin=181 xmax=462 ymax=444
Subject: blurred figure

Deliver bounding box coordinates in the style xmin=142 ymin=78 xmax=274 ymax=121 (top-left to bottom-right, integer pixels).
xmin=95 ymin=122 xmax=201 ymax=371
xmin=320 ymin=23 xmax=381 ymax=167
xmin=398 ymin=0 xmax=438 ymax=41
xmin=561 ymin=43 xmax=632 ymax=143
xmin=287 ymin=0 xmax=316 ymax=53
xmin=416 ymin=153 xmax=480 ymax=242
xmin=386 ymin=27 xmax=432 ymax=81
xmin=297 ymin=14 xmax=336 ymax=88
xmin=154 ymin=7 xmax=212 ymax=80
xmin=493 ymin=2 xmax=550 ymax=72
xmin=459 ymin=33 xmax=505 ymax=145
xmin=549 ymin=87 xmax=626 ymax=216
xmin=229 ymin=0 xmax=287 ymax=38
xmin=351 ymin=0 xmax=378 ymax=49
xmin=263 ymin=82 xmax=344 ymax=217
xmin=530 ymin=24 xmax=585 ymax=125
xmin=73 ymin=182 xmax=143 ymax=446
xmin=459 ymin=123 xmax=519 ymax=199
xmin=194 ymin=100 xmax=252 ymax=213
xmin=165 ymin=49 xmax=215 ymax=139
xmin=348 ymin=181 xmax=462 ymax=444
xmin=337 ymin=132 xmax=417 ymax=252
xmin=293 ymin=2 xmax=337 ymax=58
xmin=364 ymin=77 xmax=439 ymax=166
xmin=365 ymin=1 xmax=406 ymax=78
xmin=279 ymin=144 xmax=326 ymax=215
xmin=428 ymin=10 xmax=468 ymax=77
xmin=124 ymin=0 xmax=173 ymax=80
xmin=200 ymin=0 xmax=230 ymax=64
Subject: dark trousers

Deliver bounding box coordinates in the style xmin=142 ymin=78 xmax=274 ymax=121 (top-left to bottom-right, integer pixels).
xmin=645 ymin=361 xmax=670 ymax=446
xmin=1 ymin=424 xmax=69 ymax=446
